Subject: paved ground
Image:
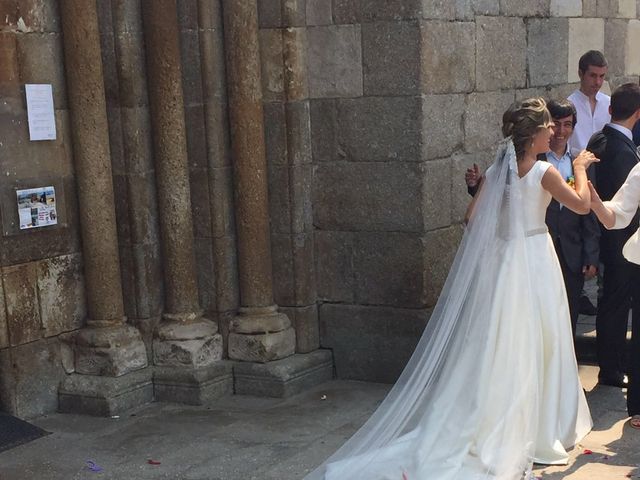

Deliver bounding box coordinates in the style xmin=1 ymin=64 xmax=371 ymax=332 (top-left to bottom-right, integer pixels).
xmin=0 ymin=363 xmax=638 ymax=480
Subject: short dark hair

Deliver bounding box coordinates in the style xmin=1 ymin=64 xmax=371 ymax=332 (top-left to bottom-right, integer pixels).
xmin=547 ymin=99 xmax=577 ymax=127
xmin=578 ymin=50 xmax=608 ymax=73
xmin=611 ymin=83 xmax=640 ymax=121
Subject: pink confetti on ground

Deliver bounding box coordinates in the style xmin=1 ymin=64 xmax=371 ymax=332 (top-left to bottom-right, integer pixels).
xmin=582 ymin=449 xmax=593 ymax=455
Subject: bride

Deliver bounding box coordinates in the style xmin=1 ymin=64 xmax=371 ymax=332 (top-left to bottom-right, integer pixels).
xmin=304 ymin=98 xmax=597 ymax=480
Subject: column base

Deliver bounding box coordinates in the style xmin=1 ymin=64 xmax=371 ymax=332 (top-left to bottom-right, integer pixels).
xmin=75 ymin=324 xmax=148 ymax=376
xmin=153 ymin=317 xmax=223 ymax=368
xmin=153 ymin=362 xmax=234 ymax=405
xmin=233 ymin=350 xmax=333 ymax=398
xmin=58 ymin=368 xmax=153 ymax=416
xmin=228 ymin=307 xmax=296 ymax=362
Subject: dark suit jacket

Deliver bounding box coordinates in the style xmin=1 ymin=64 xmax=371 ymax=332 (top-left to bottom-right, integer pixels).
xmin=588 ymin=125 xmax=640 ymax=265
xmin=633 ymin=121 xmax=640 ymax=146
xmin=537 ymin=153 xmax=600 ymax=273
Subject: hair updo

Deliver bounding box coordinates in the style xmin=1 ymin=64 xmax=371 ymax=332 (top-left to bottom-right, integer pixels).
xmin=501 ymin=97 xmax=551 ymax=159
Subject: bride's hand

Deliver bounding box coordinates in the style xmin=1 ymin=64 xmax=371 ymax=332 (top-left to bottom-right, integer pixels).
xmin=573 ymin=150 xmax=599 ymax=169
xmin=588 ymin=181 xmax=603 ymax=206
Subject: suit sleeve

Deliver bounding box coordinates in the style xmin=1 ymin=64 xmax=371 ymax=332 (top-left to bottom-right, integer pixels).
xmin=580 ymin=211 xmax=600 ymax=267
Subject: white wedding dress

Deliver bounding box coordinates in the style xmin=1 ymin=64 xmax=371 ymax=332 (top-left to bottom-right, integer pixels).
xmin=304 ymin=141 xmax=592 ymax=480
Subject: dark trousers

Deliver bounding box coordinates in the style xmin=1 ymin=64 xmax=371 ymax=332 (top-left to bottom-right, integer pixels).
xmin=556 ymin=246 xmax=584 ymax=337
xmin=596 ymin=260 xmax=640 ymax=416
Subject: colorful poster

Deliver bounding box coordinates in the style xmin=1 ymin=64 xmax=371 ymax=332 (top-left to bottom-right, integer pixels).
xmin=17 ymin=186 xmax=58 ymax=230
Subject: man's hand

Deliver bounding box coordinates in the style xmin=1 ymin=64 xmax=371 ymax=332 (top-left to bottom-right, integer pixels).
xmin=465 ymin=163 xmax=481 ymax=188
xmin=582 ymin=264 xmax=597 ymax=279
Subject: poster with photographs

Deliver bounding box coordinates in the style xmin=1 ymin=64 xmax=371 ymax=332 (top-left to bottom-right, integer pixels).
xmin=17 ymin=186 xmax=58 ymax=230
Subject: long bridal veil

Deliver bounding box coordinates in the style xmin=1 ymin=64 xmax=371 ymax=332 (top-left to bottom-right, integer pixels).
xmin=304 ymin=139 xmax=541 ymax=480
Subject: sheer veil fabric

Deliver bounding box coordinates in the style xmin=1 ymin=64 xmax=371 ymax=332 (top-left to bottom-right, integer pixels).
xmin=304 ymin=140 xmax=551 ymax=480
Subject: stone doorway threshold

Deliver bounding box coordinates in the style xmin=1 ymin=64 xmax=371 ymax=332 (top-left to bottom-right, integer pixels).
xmin=0 ymin=411 xmax=50 ymax=453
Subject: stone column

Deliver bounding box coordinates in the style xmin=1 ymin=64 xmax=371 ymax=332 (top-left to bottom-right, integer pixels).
xmin=280 ymin=0 xmax=320 ymax=353
xmin=59 ymin=0 xmax=147 ymax=377
xmin=58 ymin=0 xmax=151 ymax=416
xmin=141 ymin=0 xmax=224 ymax=379
xmin=221 ymin=0 xmax=295 ymax=362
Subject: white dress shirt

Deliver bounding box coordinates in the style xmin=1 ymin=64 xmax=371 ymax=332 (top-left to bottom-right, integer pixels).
xmin=567 ymin=89 xmax=611 ymax=155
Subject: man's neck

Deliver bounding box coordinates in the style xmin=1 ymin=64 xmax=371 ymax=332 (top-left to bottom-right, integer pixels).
xmin=549 ymin=142 xmax=568 ymax=158
xmin=611 ymin=118 xmax=636 ymax=131
xmin=579 ymin=87 xmax=598 ymax=102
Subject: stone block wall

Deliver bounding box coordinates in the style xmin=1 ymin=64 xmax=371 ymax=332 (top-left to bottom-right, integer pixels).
xmin=256 ymin=0 xmax=640 ymax=382
xmin=0 ymin=1 xmax=86 ymax=417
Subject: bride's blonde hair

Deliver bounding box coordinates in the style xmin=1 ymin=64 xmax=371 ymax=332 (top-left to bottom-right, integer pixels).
xmin=502 ymin=98 xmax=551 ymax=159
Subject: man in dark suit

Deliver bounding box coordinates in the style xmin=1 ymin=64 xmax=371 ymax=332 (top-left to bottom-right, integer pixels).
xmin=464 ymin=99 xmax=600 ymax=337
xmin=543 ymin=100 xmax=600 ymax=335
xmin=587 ymin=84 xmax=640 ymax=394
xmin=633 ymin=119 xmax=640 ymax=146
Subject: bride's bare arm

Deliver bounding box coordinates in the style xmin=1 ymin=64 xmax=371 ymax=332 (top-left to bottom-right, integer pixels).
xmin=589 ymin=182 xmax=616 ymax=228
xmin=541 ymin=150 xmax=599 ymax=215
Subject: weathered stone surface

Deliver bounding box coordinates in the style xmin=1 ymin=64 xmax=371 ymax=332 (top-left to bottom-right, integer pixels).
xmin=353 ymin=232 xmax=426 ymax=307
xmin=259 ymin=28 xmax=284 ymax=102
xmin=550 ymin=0 xmax=582 ymax=16
xmin=257 ymin=0 xmax=282 ymax=28
xmin=605 ymin=19 xmax=628 ymax=76
xmin=271 ymin=234 xmax=295 ymax=306
xmin=0 ymin=338 xmax=65 ymax=417
xmin=499 ymin=0 xmax=549 ymax=17
xmin=228 ymin=327 xmax=296 ymax=363
xmin=617 ymin=0 xmax=637 ymax=17
xmin=114 ymin=31 xmax=148 ymax=108
xmin=315 ymin=230 xmax=355 ymax=303
xmin=464 ymin=90 xmax=515 ymax=153
xmin=37 ymin=254 xmax=85 ymax=337
xmin=272 ymin=232 xmax=316 ymax=306
xmin=313 ymin=162 xmax=423 ymax=231
xmin=268 ymin=164 xmax=292 ymax=235
xmin=422 ymin=158 xmax=453 ymax=230
xmin=306 ymin=0 xmax=332 ymax=25
xmin=422 ymin=0 xmax=455 ymax=19
xmin=15 ymin=32 xmax=67 ymax=108
xmin=190 ymin=167 xmax=213 ymax=239
xmin=476 ymin=16 xmax=526 ymax=91
xmin=472 ymin=0 xmax=499 ymax=15
xmin=194 ymin=237 xmax=216 ymax=311
xmin=153 ymin=333 xmax=223 ymax=368
xmin=2 ymin=262 xmax=41 ymax=346
xmin=625 ymin=20 xmax=640 ymax=75
xmin=16 ymin=0 xmax=61 ymax=32
xmin=153 ymin=362 xmax=234 ymax=405
xmin=264 ymin=101 xmax=287 ymax=166
xmin=423 ymin=225 xmax=464 ymax=306
xmin=422 ymin=94 xmax=465 ymax=160
xmin=527 ymin=18 xmax=569 ymax=86
xmin=0 ymin=32 xmax=20 ymax=102
xmin=279 ymin=304 xmax=320 ymax=353
xmin=582 ymin=0 xmax=598 ymax=16
xmin=336 ymin=96 xmax=422 ymax=162
xmin=319 ymin=303 xmax=430 ymax=382
xmin=307 ymin=25 xmax=362 ymax=98
xmin=58 ymin=367 xmax=153 ymax=416
xmin=232 ymin=350 xmax=332 ymax=397
xmin=362 ymin=20 xmax=420 ymax=95
xmin=421 ymin=20 xmax=475 ymax=94
xmin=332 ymin=0 xmax=422 ymax=23
xmin=284 ymin=100 xmax=313 ymax=166
xmin=0 ymin=278 xmax=7 ymax=349
xmin=209 ymin=166 xmax=235 ymax=237
xmin=568 ymin=18 xmax=605 ymax=82
xmin=212 ymin=234 xmax=240 ymax=312
xmin=309 ymin=98 xmax=337 ymax=162
xmin=289 ymin=163 xmax=313 ymax=232
xmin=131 ymin=242 xmax=164 ymax=319
xmin=177 ymin=0 xmax=199 ymax=30
xmin=111 ymin=0 xmax=144 ymax=34
xmin=75 ymin=325 xmax=148 ymax=376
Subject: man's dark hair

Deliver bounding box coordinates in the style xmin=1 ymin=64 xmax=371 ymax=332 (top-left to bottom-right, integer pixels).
xmin=611 ymin=83 xmax=640 ymax=121
xmin=547 ymin=99 xmax=577 ymax=127
xmin=578 ymin=50 xmax=608 ymax=73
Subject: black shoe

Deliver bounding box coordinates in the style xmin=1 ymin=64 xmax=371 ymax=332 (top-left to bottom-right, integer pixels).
xmin=579 ymin=295 xmax=598 ymax=315
xmin=598 ymin=373 xmax=628 ymax=388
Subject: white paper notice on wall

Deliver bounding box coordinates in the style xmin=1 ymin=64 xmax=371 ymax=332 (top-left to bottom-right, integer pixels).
xmin=16 ymin=186 xmax=58 ymax=229
xmin=25 ymin=84 xmax=57 ymax=141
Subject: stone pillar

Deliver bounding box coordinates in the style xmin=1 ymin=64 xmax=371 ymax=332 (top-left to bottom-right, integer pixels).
xmin=280 ymin=0 xmax=320 ymax=353
xmin=58 ymin=0 xmax=150 ymax=416
xmin=141 ymin=0 xmax=229 ymax=403
xmin=222 ymin=0 xmax=296 ymax=363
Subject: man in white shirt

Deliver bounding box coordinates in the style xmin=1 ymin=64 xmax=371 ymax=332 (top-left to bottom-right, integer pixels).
xmin=568 ymin=50 xmax=611 ymax=157
xmin=568 ymin=50 xmax=610 ymax=316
